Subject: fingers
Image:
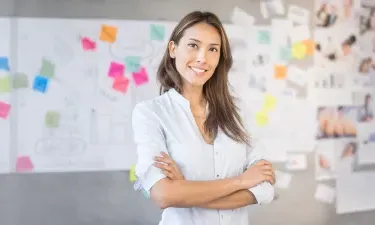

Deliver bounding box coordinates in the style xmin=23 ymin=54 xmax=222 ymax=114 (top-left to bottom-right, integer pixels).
xmin=254 ymin=159 xmax=272 ymax=166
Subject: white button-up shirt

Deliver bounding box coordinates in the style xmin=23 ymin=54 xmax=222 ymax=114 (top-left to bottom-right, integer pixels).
xmin=132 ymin=88 xmax=274 ymax=225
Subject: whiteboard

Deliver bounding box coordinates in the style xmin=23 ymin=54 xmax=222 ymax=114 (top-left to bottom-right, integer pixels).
xmin=9 ymin=17 xmax=316 ymax=173
xmin=0 ymin=18 xmax=11 ymax=173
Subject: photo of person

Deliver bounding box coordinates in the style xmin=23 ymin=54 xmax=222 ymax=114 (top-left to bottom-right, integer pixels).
xmin=353 ymin=92 xmax=374 ymax=122
xmin=316 ymin=3 xmax=338 ymax=28
xmin=316 ymin=106 xmax=357 ymax=139
xmin=315 ymin=34 xmax=357 ymax=61
xmin=315 ymin=0 xmax=360 ymax=28
xmin=359 ymin=5 xmax=375 ymax=53
xmin=315 ymin=140 xmax=336 ymax=180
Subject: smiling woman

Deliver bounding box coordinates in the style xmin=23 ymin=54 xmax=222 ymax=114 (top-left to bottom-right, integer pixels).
xmin=132 ymin=11 xmax=275 ymax=225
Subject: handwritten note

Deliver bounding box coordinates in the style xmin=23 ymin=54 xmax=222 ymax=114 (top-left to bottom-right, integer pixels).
xmin=257 ymin=29 xmax=271 ymax=45
xmin=255 ymin=110 xmax=269 ymax=127
xmin=290 ymin=25 xmax=310 ymax=44
xmin=32 ymin=75 xmax=49 ymax=93
xmin=274 ymin=64 xmax=287 ymax=79
xmin=81 ymin=37 xmax=96 ymax=51
xmin=16 ymin=156 xmax=34 ymax=172
xmin=99 ymin=24 xmax=118 ymax=43
xmin=129 ymin=165 xmax=137 ymax=182
xmin=262 ymin=93 xmax=277 ymax=112
xmin=292 ymin=42 xmax=307 ymax=59
xmin=230 ymin=6 xmax=255 ymax=30
xmin=0 ymin=101 xmax=11 ymax=119
xmin=0 ymin=57 xmax=10 ymax=71
xmin=0 ymin=76 xmax=11 ymax=93
xmin=124 ymin=56 xmax=141 ymax=73
xmin=132 ymin=67 xmax=149 ymax=86
xmin=150 ymin=24 xmax=165 ymax=41
xmin=45 ymin=111 xmax=60 ymax=128
xmin=286 ymin=154 xmax=307 ymax=171
xmin=40 ymin=59 xmax=55 ymax=78
xmin=287 ymin=65 xmax=307 ymax=86
xmin=314 ymin=184 xmax=335 ymax=204
xmin=107 ymin=62 xmax=125 ymax=78
xmin=287 ymin=5 xmax=310 ymax=25
xmin=13 ymin=73 xmax=28 ymax=89
xmin=275 ymin=170 xmax=292 ymax=189
xmin=112 ymin=76 xmax=130 ymax=94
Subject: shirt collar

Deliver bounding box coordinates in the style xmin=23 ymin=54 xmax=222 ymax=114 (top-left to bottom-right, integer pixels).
xmin=168 ymin=88 xmax=191 ymax=108
xmin=168 ymin=88 xmax=209 ymax=113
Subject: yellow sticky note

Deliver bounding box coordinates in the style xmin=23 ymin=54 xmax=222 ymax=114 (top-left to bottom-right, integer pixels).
xmin=263 ymin=94 xmax=277 ymax=112
xmin=129 ymin=165 xmax=137 ymax=182
xmin=255 ymin=111 xmax=269 ymax=127
xmin=292 ymin=42 xmax=307 ymax=59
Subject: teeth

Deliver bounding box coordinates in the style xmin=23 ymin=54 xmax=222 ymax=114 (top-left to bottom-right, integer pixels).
xmin=191 ymin=67 xmax=205 ymax=73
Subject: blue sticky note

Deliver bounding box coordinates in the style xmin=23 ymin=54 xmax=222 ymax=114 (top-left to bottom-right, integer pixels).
xmin=150 ymin=24 xmax=165 ymax=41
xmin=0 ymin=57 xmax=10 ymax=71
xmin=257 ymin=30 xmax=271 ymax=45
xmin=33 ymin=75 xmax=49 ymax=93
xmin=124 ymin=56 xmax=141 ymax=73
xmin=279 ymin=46 xmax=291 ymax=61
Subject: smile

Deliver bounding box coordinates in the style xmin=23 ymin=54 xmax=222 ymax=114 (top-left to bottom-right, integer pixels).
xmin=189 ymin=67 xmax=207 ymax=73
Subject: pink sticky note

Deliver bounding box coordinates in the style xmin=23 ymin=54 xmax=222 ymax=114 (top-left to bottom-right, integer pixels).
xmin=81 ymin=37 xmax=96 ymax=51
xmin=0 ymin=101 xmax=11 ymax=119
xmin=108 ymin=62 xmax=125 ymax=78
xmin=16 ymin=156 xmax=34 ymax=172
xmin=112 ymin=76 xmax=130 ymax=93
xmin=132 ymin=67 xmax=149 ymax=86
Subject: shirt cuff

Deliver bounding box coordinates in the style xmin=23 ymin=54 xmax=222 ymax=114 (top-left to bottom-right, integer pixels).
xmin=140 ymin=165 xmax=167 ymax=196
xmin=248 ymin=182 xmax=274 ymax=205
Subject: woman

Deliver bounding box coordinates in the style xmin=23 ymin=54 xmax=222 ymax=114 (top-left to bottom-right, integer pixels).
xmin=132 ymin=11 xmax=275 ymax=225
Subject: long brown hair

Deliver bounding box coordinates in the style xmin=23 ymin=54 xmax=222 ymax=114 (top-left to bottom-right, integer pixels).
xmin=157 ymin=11 xmax=250 ymax=146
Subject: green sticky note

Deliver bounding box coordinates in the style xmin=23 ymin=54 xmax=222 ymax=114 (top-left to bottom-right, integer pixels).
xmin=45 ymin=111 xmax=60 ymax=128
xmin=124 ymin=56 xmax=141 ymax=73
xmin=257 ymin=30 xmax=271 ymax=45
xmin=13 ymin=73 xmax=29 ymax=89
xmin=279 ymin=46 xmax=291 ymax=62
xmin=40 ymin=59 xmax=55 ymax=78
xmin=0 ymin=76 xmax=11 ymax=93
xmin=150 ymin=24 xmax=165 ymax=41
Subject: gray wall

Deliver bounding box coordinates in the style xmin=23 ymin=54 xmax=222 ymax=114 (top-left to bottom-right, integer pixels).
xmin=0 ymin=0 xmax=373 ymax=225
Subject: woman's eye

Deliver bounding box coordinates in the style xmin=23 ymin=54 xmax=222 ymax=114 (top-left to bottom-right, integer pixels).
xmin=210 ymin=47 xmax=218 ymax=52
xmin=188 ymin=43 xmax=198 ymax=48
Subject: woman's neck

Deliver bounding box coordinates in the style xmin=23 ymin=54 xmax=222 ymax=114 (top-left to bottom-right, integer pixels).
xmin=181 ymin=85 xmax=206 ymax=109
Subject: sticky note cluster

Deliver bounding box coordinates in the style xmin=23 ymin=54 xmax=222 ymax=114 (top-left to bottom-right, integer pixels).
xmin=255 ymin=94 xmax=277 ymax=127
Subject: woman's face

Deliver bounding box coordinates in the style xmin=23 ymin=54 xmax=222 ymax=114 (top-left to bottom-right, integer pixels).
xmin=168 ymin=22 xmax=221 ymax=89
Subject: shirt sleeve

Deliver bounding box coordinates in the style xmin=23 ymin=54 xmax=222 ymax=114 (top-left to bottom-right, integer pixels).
xmin=238 ymin=98 xmax=275 ymax=204
xmin=245 ymin=138 xmax=275 ymax=205
xmin=132 ymin=102 xmax=167 ymax=196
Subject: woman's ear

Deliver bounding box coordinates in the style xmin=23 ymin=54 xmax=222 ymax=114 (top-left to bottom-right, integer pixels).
xmin=168 ymin=41 xmax=176 ymax=58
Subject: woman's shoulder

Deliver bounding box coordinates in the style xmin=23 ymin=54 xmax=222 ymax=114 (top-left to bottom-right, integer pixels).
xmin=132 ymin=92 xmax=170 ymax=116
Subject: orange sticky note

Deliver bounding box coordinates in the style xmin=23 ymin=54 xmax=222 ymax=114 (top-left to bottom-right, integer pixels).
xmin=99 ymin=24 xmax=118 ymax=43
xmin=302 ymin=39 xmax=315 ymax=55
xmin=274 ymin=65 xmax=287 ymax=79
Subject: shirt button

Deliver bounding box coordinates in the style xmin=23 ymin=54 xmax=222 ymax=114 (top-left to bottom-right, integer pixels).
xmin=216 ymin=174 xmax=219 ymax=177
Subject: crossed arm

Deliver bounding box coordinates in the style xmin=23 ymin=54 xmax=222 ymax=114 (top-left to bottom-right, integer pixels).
xmin=148 ymin=152 xmax=275 ymax=210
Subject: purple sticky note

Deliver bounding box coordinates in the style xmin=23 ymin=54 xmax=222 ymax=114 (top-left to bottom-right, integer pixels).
xmin=132 ymin=67 xmax=149 ymax=86
xmin=16 ymin=156 xmax=34 ymax=172
xmin=108 ymin=62 xmax=125 ymax=78
xmin=0 ymin=101 xmax=10 ymax=119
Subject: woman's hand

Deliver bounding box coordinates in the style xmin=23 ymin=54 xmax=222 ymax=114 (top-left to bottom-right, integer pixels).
xmin=239 ymin=160 xmax=275 ymax=189
xmin=154 ymin=152 xmax=185 ymax=180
